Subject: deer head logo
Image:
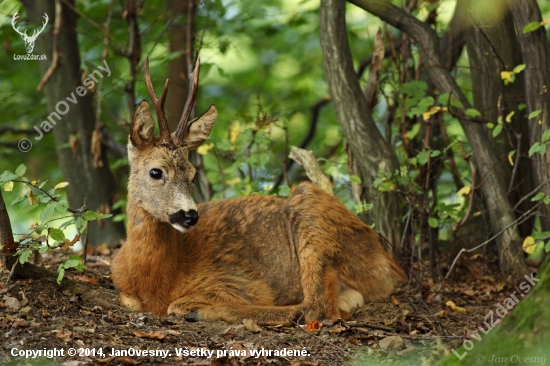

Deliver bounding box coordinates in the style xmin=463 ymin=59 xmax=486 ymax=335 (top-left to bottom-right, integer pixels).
xmin=12 ymin=12 xmax=49 ymax=54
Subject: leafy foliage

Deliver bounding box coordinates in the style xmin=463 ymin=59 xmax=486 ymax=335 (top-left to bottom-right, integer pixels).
xmin=0 ymin=164 xmax=112 ymax=283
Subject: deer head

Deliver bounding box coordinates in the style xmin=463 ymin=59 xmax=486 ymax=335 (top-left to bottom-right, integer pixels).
xmin=12 ymin=12 xmax=48 ymax=54
xmin=128 ymin=57 xmax=217 ymax=232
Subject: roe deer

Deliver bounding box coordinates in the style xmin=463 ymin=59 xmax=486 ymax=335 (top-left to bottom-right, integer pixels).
xmin=110 ymin=57 xmax=406 ymax=324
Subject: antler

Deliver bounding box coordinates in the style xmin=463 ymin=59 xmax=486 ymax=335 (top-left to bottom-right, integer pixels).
xmin=174 ymin=58 xmax=200 ymax=145
xmin=12 ymin=12 xmax=48 ymax=40
xmin=11 ymin=12 xmax=27 ymax=37
xmin=143 ymin=56 xmax=174 ymax=148
xmin=32 ymin=13 xmax=49 ymax=39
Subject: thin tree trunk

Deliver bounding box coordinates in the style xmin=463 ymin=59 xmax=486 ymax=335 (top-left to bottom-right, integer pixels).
xmin=319 ymin=0 xmax=403 ymax=253
xmin=508 ymin=0 xmax=550 ymax=233
xmin=22 ymin=0 xmax=125 ymax=246
xmin=465 ymin=0 xmax=535 ymax=237
xmin=349 ymin=0 xmax=528 ymax=278
xmin=0 ymin=190 xmax=16 ymax=258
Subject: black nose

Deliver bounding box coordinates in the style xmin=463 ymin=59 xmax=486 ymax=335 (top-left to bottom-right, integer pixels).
xmin=169 ymin=209 xmax=199 ymax=227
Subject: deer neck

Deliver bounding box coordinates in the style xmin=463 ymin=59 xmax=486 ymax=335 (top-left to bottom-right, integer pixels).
xmin=125 ymin=196 xmax=180 ymax=259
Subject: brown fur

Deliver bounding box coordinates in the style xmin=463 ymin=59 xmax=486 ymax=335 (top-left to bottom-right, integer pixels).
xmin=110 ymin=86 xmax=406 ymax=325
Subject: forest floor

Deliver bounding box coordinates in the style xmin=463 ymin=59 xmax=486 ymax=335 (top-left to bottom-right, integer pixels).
xmin=0 ymin=244 xmax=535 ymax=366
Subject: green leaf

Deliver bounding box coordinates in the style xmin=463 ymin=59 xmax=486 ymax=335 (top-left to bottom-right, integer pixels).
xmin=450 ymin=99 xmax=463 ymax=109
xmin=465 ymin=108 xmax=481 ymax=117
xmin=545 ymin=240 xmax=550 ymax=253
xmin=542 ymin=129 xmax=550 ymax=142
xmin=438 ymin=93 xmax=450 ymax=105
xmin=405 ymin=122 xmax=421 ymax=140
xmin=522 ymin=22 xmax=541 ymax=34
xmin=513 ymin=64 xmax=526 ymax=74
xmin=49 ymin=227 xmax=65 ymax=243
xmin=82 ymin=211 xmax=101 ymax=221
xmin=529 ymin=142 xmax=541 ymax=157
xmin=21 ymin=203 xmax=40 ymax=213
xmin=428 ymin=217 xmax=439 ymax=228
xmin=54 ymin=200 xmax=68 ymax=213
xmin=350 ymin=175 xmax=362 ymax=185
xmin=278 ymin=185 xmax=290 ymax=197
xmin=11 ymin=195 xmax=27 ymax=206
xmin=35 ymin=223 xmax=46 ymax=234
xmin=0 ymin=171 xmax=19 ymax=182
xmin=40 ymin=201 xmax=57 ymax=222
xmin=532 ymin=192 xmax=545 ymax=201
xmin=59 ymin=219 xmax=75 ymax=230
xmin=64 ymin=255 xmax=86 ymax=271
xmin=518 ymin=103 xmax=527 ymax=111
xmin=56 ymin=267 xmax=65 ymax=284
xmin=492 ymin=124 xmax=503 ymax=138
xmin=505 ymin=111 xmax=515 ymax=123
xmin=15 ymin=164 xmax=26 ymax=177
xmin=486 ymin=123 xmax=495 ymax=129
xmin=18 ymin=249 xmax=33 ymax=264
xmin=528 ymin=110 xmax=542 ymax=119
xmin=76 ymin=217 xmax=87 ymax=234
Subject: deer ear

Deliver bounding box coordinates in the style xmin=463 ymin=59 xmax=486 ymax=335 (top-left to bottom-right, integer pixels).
xmin=130 ymin=101 xmax=155 ymax=149
xmin=185 ymin=105 xmax=217 ymax=151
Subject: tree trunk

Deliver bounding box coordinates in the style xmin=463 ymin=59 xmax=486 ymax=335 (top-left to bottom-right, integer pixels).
xmin=22 ymin=0 xmax=125 ymax=246
xmin=439 ymin=262 xmax=549 ymax=364
xmin=0 ymin=190 xmax=16 ymax=257
xmin=465 ymin=0 xmax=536 ymax=237
xmin=349 ymin=0 xmax=528 ymax=279
xmin=319 ymin=0 xmax=403 ymax=254
xmin=508 ymin=0 xmax=550 ymax=234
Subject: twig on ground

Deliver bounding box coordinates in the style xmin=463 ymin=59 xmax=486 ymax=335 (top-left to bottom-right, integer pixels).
xmin=3 ymin=260 xmax=18 ymax=290
xmin=419 ymin=299 xmax=448 ymax=336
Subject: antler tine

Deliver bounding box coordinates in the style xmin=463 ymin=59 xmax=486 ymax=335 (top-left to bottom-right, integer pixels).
xmin=144 ymin=56 xmax=173 ymax=148
xmin=12 ymin=12 xmax=26 ymax=37
xmin=174 ymin=58 xmax=201 ymax=145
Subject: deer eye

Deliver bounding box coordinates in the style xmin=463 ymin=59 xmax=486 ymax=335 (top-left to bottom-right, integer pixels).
xmin=149 ymin=168 xmax=163 ymax=180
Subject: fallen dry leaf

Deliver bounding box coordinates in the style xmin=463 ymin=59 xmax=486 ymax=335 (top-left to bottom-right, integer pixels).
xmin=446 ymin=300 xmax=467 ymax=314
xmin=12 ymin=318 xmax=29 ymax=328
xmin=242 ymin=318 xmax=261 ymax=333
xmin=221 ymin=327 xmax=238 ymax=340
xmin=462 ymin=288 xmax=475 ymax=297
xmin=132 ymin=329 xmax=167 ymax=340
xmin=4 ymin=296 xmax=20 ymax=311
xmin=390 ymin=296 xmax=402 ymax=308
xmin=379 ymin=335 xmax=404 ymax=350
xmin=41 ymin=309 xmax=51 ymax=318
xmin=434 ymin=308 xmax=448 ymax=318
xmin=57 ymin=329 xmax=73 ymax=342
xmin=73 ymin=274 xmax=98 ymax=285
xmin=305 ymin=320 xmax=322 ymax=332
xmin=329 ymin=325 xmax=347 ymax=334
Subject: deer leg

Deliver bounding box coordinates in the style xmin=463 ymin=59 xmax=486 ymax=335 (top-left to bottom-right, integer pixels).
xmin=119 ymin=292 xmax=143 ymax=312
xmin=285 ymin=184 xmax=351 ymax=322
xmin=168 ymin=296 xmax=307 ymax=325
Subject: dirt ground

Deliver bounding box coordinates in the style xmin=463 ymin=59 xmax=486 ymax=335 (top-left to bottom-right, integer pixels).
xmin=0 ymin=245 xmax=529 ymax=366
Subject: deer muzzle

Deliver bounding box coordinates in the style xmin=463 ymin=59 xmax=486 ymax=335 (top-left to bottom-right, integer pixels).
xmin=169 ymin=209 xmax=199 ymax=232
